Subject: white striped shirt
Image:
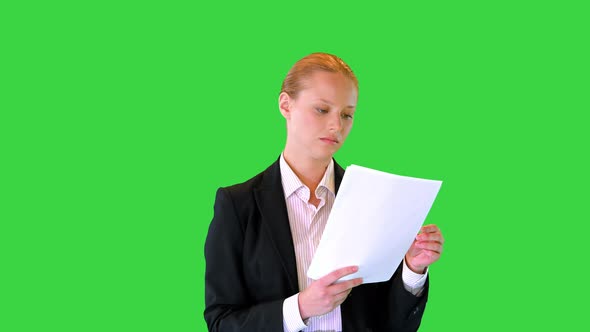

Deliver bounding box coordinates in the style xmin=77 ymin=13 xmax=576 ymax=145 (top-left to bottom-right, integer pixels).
xmin=280 ymin=154 xmax=427 ymax=332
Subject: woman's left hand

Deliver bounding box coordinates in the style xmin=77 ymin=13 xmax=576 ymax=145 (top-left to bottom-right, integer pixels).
xmin=405 ymin=224 xmax=444 ymax=274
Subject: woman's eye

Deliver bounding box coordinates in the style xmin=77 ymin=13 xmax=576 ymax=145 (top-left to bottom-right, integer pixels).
xmin=342 ymin=113 xmax=353 ymax=120
xmin=316 ymin=108 xmax=328 ymax=114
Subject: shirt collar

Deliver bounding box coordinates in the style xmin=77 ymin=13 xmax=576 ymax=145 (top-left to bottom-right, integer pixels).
xmin=280 ymin=153 xmax=335 ymax=199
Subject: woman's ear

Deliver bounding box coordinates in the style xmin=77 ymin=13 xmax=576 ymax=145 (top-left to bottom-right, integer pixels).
xmin=278 ymin=92 xmax=292 ymax=120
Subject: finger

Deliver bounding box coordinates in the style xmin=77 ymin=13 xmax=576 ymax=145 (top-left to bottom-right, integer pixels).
xmin=332 ymin=287 xmax=353 ymax=299
xmin=332 ymin=290 xmax=352 ymax=305
xmin=415 ymin=241 xmax=443 ymax=253
xmin=424 ymin=250 xmax=441 ymax=261
xmin=420 ymin=250 xmax=441 ymax=261
xmin=412 ymin=251 xmax=441 ymax=265
xmin=329 ymin=277 xmax=362 ymax=295
xmin=421 ymin=224 xmax=440 ymax=233
xmin=416 ymin=232 xmax=444 ymax=244
xmin=319 ymin=266 xmax=358 ymax=286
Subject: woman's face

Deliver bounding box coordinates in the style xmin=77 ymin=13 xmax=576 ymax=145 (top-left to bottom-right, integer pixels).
xmin=280 ymin=71 xmax=358 ymax=162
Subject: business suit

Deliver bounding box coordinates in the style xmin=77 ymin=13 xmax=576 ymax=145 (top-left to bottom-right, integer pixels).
xmin=204 ymin=157 xmax=429 ymax=331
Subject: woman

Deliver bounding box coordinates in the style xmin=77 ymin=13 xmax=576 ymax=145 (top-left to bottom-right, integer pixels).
xmin=204 ymin=53 xmax=444 ymax=332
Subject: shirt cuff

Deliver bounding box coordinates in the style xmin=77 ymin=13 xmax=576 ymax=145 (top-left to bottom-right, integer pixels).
xmin=402 ymin=258 xmax=428 ymax=296
xmin=283 ymin=293 xmax=307 ymax=332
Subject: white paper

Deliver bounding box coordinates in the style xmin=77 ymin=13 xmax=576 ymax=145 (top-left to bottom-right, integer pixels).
xmin=307 ymin=165 xmax=442 ymax=284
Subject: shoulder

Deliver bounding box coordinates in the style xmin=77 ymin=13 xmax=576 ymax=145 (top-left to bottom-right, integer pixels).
xmin=215 ymin=158 xmax=281 ymax=204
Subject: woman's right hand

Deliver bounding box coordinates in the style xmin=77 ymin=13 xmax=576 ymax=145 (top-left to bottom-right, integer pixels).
xmin=298 ymin=266 xmax=363 ymax=320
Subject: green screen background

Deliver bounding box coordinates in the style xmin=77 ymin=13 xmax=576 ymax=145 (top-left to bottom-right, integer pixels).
xmin=2 ymin=1 xmax=588 ymax=331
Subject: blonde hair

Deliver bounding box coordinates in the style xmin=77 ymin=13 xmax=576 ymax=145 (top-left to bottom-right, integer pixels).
xmin=280 ymin=52 xmax=358 ymax=98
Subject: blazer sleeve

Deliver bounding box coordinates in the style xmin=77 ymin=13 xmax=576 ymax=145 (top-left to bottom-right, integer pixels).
xmin=204 ymin=187 xmax=284 ymax=332
xmin=385 ymin=262 xmax=429 ymax=331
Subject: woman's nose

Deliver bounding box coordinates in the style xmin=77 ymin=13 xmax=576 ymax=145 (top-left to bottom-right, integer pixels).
xmin=328 ymin=113 xmax=342 ymax=132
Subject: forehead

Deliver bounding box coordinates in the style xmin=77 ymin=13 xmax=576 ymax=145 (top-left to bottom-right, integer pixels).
xmin=297 ymin=71 xmax=358 ymax=106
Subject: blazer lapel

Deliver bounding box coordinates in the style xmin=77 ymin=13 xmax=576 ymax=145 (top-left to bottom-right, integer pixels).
xmin=253 ymin=158 xmax=347 ymax=294
xmin=254 ymin=159 xmax=299 ymax=293
xmin=334 ymin=160 xmax=345 ymax=194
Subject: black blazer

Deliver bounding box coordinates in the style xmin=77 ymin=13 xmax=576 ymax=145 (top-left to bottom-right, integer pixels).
xmin=204 ymin=158 xmax=429 ymax=331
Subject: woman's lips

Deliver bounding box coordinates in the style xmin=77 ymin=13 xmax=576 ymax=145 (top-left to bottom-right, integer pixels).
xmin=320 ymin=137 xmax=339 ymax=145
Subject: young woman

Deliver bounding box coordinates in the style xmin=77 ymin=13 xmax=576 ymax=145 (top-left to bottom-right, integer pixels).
xmin=204 ymin=53 xmax=444 ymax=332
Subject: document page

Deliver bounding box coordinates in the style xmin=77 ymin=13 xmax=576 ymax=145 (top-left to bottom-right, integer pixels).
xmin=307 ymin=165 xmax=442 ymax=284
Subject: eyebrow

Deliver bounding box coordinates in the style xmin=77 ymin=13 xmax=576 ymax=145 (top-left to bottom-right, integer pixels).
xmin=317 ymin=98 xmax=356 ymax=109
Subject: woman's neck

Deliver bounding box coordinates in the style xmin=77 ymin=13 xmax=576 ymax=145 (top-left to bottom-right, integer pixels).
xmin=282 ymin=149 xmax=331 ymax=194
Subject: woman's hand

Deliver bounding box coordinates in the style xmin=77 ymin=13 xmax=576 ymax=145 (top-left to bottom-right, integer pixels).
xmin=405 ymin=224 xmax=444 ymax=274
xmin=298 ymin=266 xmax=362 ymax=320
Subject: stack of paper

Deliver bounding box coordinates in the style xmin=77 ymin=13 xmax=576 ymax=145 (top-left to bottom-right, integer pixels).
xmin=307 ymin=165 xmax=442 ymax=284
